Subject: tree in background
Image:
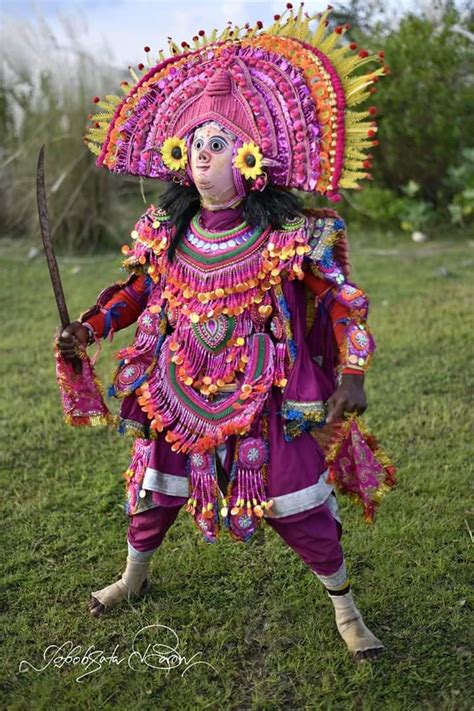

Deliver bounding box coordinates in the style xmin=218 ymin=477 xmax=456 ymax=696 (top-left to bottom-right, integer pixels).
xmin=374 ymin=7 xmax=473 ymax=207
xmin=1 ymin=4 xmax=472 ymax=248
xmin=334 ymin=1 xmax=474 ymax=230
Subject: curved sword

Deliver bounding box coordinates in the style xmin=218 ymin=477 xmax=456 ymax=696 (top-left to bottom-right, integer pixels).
xmin=37 ymin=145 xmax=82 ymax=372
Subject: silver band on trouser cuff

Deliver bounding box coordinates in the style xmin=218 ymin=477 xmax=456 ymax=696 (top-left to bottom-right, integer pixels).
xmin=127 ymin=541 xmax=157 ymax=562
xmin=313 ymin=560 xmax=348 ymax=589
xmin=266 ymin=468 xmax=333 ymax=518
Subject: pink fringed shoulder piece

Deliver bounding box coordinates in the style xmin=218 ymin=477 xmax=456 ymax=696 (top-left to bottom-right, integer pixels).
xmin=314 ymin=415 xmax=397 ymax=523
xmin=54 ymin=344 xmax=115 ymax=427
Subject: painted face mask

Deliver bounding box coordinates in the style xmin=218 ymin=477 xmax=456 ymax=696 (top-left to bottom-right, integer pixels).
xmin=190 ymin=122 xmax=241 ymax=209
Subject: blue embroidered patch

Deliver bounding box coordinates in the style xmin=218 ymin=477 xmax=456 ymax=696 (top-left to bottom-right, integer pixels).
xmin=278 ymin=294 xmax=291 ymax=319
xmin=103 ymin=301 xmax=128 ymax=339
xmin=321 ymin=245 xmax=336 ymax=266
xmin=288 ymin=339 xmax=298 ymax=360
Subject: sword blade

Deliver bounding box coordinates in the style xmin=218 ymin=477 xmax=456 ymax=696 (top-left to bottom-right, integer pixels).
xmin=37 ymin=145 xmax=82 ymax=373
xmin=36 ymin=145 xmax=71 ymax=330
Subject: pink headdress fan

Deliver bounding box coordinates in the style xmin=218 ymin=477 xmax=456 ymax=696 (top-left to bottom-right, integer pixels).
xmin=85 ymin=5 xmax=387 ymax=201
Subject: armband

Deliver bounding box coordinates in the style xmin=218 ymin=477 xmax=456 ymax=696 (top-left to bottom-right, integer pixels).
xmin=82 ymin=322 xmax=97 ymax=346
xmin=333 ymin=283 xmax=369 ymax=319
xmin=340 ymin=320 xmax=375 ymax=372
xmin=306 ymin=216 xmax=347 ymax=286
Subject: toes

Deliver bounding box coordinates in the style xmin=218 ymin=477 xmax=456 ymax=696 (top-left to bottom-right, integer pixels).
xmin=140 ymin=578 xmax=152 ymax=596
xmin=89 ymin=596 xmax=107 ymax=617
xmin=354 ymin=646 xmax=384 ymax=663
xmin=89 ymin=595 xmax=100 ymax=610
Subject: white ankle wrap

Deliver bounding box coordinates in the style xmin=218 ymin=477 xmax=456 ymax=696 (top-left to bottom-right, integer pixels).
xmin=329 ymin=590 xmax=384 ymax=655
xmin=90 ymin=555 xmax=151 ymax=610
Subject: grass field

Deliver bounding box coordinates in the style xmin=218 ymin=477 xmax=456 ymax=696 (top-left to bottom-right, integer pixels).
xmin=1 ymin=229 xmax=472 ymax=710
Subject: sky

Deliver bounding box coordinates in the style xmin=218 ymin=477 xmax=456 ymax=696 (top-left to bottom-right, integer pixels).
xmin=0 ymin=0 xmax=433 ymax=72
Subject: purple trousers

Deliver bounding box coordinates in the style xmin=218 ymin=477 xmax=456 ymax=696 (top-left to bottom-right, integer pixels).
xmin=127 ymin=496 xmax=344 ymax=577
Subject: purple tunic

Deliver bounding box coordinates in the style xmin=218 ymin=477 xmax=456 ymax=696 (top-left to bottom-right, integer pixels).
xmin=123 ymin=205 xmax=338 ymax=531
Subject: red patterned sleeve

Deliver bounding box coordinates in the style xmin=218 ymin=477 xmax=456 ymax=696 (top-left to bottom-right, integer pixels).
xmin=81 ymin=273 xmax=151 ymax=340
xmin=303 ymin=271 xmax=365 ymax=376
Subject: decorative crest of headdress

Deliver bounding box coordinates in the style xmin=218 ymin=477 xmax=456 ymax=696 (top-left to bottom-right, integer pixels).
xmin=85 ymin=5 xmax=387 ymax=200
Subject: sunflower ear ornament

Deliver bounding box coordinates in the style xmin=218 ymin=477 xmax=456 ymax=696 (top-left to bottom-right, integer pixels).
xmin=234 ymin=142 xmax=264 ymax=181
xmin=161 ymin=136 xmax=188 ymax=172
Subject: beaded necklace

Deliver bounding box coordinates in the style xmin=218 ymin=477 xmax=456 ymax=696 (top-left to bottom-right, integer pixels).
xmin=120 ymin=209 xmax=311 ymax=452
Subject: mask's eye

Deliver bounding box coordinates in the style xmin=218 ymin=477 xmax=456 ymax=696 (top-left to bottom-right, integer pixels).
xmin=210 ymin=137 xmax=226 ymax=152
xmin=193 ymin=138 xmax=204 ymax=151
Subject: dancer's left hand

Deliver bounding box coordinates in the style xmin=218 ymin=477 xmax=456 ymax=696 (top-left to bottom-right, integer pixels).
xmin=326 ymin=373 xmax=367 ymax=424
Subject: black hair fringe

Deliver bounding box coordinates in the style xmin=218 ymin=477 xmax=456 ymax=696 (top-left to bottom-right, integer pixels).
xmin=243 ymin=186 xmax=303 ymax=230
xmin=159 ymin=183 xmax=200 ymax=263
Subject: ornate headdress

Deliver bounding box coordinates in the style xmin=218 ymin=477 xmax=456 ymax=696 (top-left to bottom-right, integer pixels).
xmin=85 ymin=5 xmax=387 ymax=201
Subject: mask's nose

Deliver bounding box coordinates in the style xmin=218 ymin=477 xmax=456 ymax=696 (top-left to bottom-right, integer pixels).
xmin=197 ymin=148 xmax=210 ymax=164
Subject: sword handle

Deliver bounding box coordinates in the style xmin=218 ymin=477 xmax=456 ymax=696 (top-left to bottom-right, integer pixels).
xmin=71 ymin=354 xmax=83 ymax=375
xmin=57 ymin=324 xmax=84 ymax=375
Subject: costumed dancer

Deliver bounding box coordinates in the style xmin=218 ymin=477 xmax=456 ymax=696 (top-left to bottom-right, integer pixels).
xmin=56 ymin=5 xmax=395 ymax=662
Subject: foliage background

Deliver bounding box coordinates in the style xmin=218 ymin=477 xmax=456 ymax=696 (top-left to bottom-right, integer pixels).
xmin=0 ymin=0 xmax=473 ymax=249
